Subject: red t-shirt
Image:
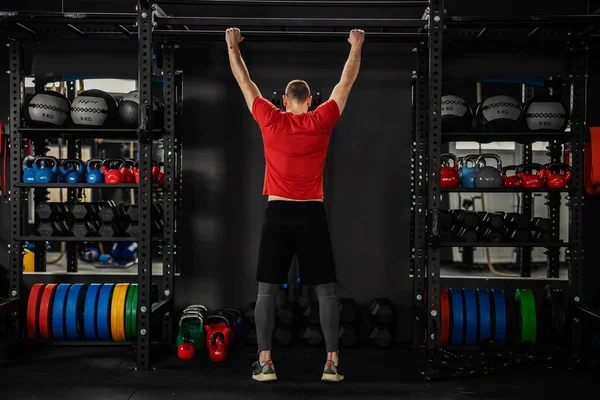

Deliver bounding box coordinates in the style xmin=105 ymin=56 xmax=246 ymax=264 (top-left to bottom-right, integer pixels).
xmin=252 ymin=97 xmax=340 ymax=200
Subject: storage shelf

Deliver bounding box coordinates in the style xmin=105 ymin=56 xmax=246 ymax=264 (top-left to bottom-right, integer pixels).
xmin=18 ymin=127 xmax=163 ymax=139
xmin=17 ymin=236 xmax=161 ymax=242
xmin=16 ymin=183 xmax=139 ymax=189
xmin=439 ymin=241 xmax=567 ymax=248
xmin=442 ymin=131 xmax=572 ymax=143
xmin=441 ymin=188 xmax=574 ymax=193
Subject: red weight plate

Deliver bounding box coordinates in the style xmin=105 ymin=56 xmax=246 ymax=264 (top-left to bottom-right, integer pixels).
xmin=38 ymin=283 xmax=58 ymax=341
xmin=440 ymin=289 xmax=450 ymax=346
xmin=27 ymin=283 xmax=45 ymax=339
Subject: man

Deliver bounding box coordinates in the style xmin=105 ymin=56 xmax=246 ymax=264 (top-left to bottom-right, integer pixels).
xmin=226 ymin=27 xmax=364 ymax=383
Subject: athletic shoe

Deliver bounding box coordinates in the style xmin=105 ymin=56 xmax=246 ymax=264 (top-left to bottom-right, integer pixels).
xmin=321 ymin=360 xmax=344 ymax=382
xmin=252 ymin=360 xmax=277 ymax=382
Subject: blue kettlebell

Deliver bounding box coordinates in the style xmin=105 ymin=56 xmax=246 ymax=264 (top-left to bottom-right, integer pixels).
xmin=459 ymin=154 xmax=485 ymax=188
xmin=22 ymin=156 xmax=37 ymax=183
xmin=34 ymin=156 xmax=59 ymax=183
xmin=86 ymin=159 xmax=104 ymax=184
xmin=60 ymin=159 xmax=86 ymax=183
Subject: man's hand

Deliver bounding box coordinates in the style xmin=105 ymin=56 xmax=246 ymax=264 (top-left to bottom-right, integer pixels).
xmin=226 ymin=27 xmax=245 ymax=48
xmin=348 ymin=29 xmax=365 ymax=47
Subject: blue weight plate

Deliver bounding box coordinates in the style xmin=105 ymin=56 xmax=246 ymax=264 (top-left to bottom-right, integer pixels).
xmin=492 ymin=289 xmax=507 ymax=344
xmin=65 ymin=284 xmax=88 ymax=341
xmin=84 ymin=284 xmax=102 ymax=341
xmin=449 ymin=288 xmax=464 ymax=345
xmin=51 ymin=284 xmax=71 ymax=341
xmin=96 ymin=284 xmax=115 ymax=341
xmin=463 ymin=289 xmax=477 ymax=345
xmin=477 ymin=289 xmax=492 ymax=343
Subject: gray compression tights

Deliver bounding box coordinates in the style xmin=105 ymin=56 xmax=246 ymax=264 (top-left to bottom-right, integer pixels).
xmin=256 ymin=282 xmax=339 ymax=353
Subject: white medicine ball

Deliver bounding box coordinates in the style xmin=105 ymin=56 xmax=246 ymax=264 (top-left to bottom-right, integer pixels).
xmin=441 ymin=95 xmax=473 ymax=132
xmin=71 ymin=89 xmax=118 ymax=127
xmin=477 ymin=95 xmax=522 ymax=132
xmin=24 ymin=91 xmax=70 ymax=127
xmin=523 ymin=97 xmax=568 ymax=132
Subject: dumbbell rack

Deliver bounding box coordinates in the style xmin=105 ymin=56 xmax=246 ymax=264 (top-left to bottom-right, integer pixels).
xmin=1 ymin=14 xmax=182 ymax=370
xmin=410 ymin=15 xmax=596 ymax=378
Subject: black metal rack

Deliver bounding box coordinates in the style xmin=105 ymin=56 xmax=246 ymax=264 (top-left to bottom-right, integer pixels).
xmin=411 ymin=8 xmax=595 ymax=378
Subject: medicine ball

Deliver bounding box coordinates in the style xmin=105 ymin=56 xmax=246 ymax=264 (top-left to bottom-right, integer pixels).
xmin=476 ymin=95 xmax=522 ymax=132
xmin=118 ymin=90 xmax=163 ymax=127
xmin=523 ymin=96 xmax=568 ymax=132
xmin=71 ymin=89 xmax=118 ymax=127
xmin=24 ymin=91 xmax=70 ymax=127
xmin=441 ymin=95 xmax=473 ymax=132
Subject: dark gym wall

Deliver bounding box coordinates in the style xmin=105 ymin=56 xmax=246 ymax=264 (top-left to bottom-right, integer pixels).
xmin=2 ymin=0 xmax=597 ymax=341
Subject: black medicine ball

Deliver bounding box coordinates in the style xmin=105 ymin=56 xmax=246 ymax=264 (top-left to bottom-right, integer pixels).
xmin=523 ymin=96 xmax=568 ymax=132
xmin=118 ymin=90 xmax=163 ymax=127
xmin=71 ymin=89 xmax=118 ymax=127
xmin=476 ymin=95 xmax=522 ymax=132
xmin=24 ymin=91 xmax=70 ymax=127
xmin=441 ymin=95 xmax=473 ymax=132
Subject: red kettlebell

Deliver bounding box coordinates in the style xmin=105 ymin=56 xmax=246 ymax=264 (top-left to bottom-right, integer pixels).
xmin=152 ymin=160 xmax=161 ymax=183
xmin=516 ymin=163 xmax=545 ymax=188
xmin=501 ymin=165 xmax=523 ymax=188
xmin=122 ymin=159 xmax=136 ymax=183
xmin=157 ymin=162 xmax=165 ymax=186
xmin=177 ymin=331 xmax=195 ymax=360
xmin=544 ymin=162 xmax=572 ymax=188
xmin=101 ymin=158 xmax=126 ymax=184
xmin=204 ymin=315 xmax=234 ymax=348
xmin=206 ymin=331 xmax=227 ymax=362
xmin=440 ymin=153 xmax=460 ymax=189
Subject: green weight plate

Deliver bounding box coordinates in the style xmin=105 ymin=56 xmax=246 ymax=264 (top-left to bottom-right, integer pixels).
xmin=125 ymin=284 xmax=137 ymax=340
xmin=515 ymin=289 xmax=529 ymax=344
xmin=130 ymin=284 xmax=138 ymax=340
xmin=523 ymin=289 xmax=537 ymax=344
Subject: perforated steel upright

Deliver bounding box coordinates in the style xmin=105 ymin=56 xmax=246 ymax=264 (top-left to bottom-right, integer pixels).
xmin=136 ymin=0 xmax=155 ymax=370
xmin=426 ymin=0 xmax=443 ymax=376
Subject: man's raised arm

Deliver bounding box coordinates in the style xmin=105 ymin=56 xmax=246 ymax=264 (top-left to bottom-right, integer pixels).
xmin=329 ymin=29 xmax=364 ymax=116
xmin=226 ymin=28 xmax=261 ymax=112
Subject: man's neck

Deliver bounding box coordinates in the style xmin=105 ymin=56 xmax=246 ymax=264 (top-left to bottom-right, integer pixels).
xmin=286 ymin=107 xmax=308 ymax=115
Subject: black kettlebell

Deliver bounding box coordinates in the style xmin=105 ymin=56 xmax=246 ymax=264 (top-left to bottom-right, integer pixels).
xmin=474 ymin=154 xmax=503 ymax=188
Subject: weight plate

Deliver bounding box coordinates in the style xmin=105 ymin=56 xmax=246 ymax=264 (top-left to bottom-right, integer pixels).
xmin=477 ymin=289 xmax=492 ymax=343
xmin=523 ymin=289 xmax=537 ymax=344
xmin=65 ymin=284 xmax=88 ymax=341
xmin=440 ymin=289 xmax=450 ymax=346
xmin=463 ymin=289 xmax=477 ymax=345
xmin=111 ymin=283 xmax=129 ymax=341
xmin=97 ymin=283 xmax=115 ymax=341
xmin=130 ymin=284 xmax=138 ymax=340
xmin=39 ymin=284 xmax=58 ymax=341
xmin=125 ymin=284 xmax=137 ymax=340
xmin=27 ymin=283 xmax=46 ymax=339
xmin=449 ymin=288 xmax=464 ymax=345
xmin=52 ymin=284 xmax=71 ymax=341
xmin=491 ymin=289 xmax=506 ymax=344
xmin=84 ymin=284 xmax=102 ymax=341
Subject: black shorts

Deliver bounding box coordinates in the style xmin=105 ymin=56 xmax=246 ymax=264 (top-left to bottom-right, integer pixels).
xmin=256 ymin=201 xmax=336 ymax=285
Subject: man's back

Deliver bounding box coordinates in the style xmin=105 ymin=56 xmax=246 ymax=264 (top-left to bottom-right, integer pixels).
xmin=252 ymin=97 xmax=339 ymax=200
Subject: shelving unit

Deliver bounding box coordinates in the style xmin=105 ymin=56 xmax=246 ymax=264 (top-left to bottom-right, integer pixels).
xmin=411 ymin=10 xmax=596 ymax=378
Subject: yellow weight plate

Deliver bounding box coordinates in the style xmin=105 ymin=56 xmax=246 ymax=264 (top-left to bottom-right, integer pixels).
xmin=111 ymin=284 xmax=129 ymax=341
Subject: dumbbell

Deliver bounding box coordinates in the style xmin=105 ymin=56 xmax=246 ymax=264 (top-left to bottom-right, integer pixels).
xmin=477 ymin=212 xmax=504 ymax=230
xmin=338 ymin=298 xmax=357 ymax=324
xmin=502 ymin=213 xmax=529 ymax=230
xmin=98 ymin=206 xmax=126 ymax=237
xmin=64 ymin=203 xmax=100 ymax=221
xmin=304 ymin=302 xmax=320 ymax=326
xmin=35 ymin=203 xmax=66 ymax=220
xmin=452 ymin=210 xmax=479 ymax=228
xmin=273 ymin=325 xmax=293 ymax=346
xmin=476 ymin=226 xmax=504 ymax=242
xmin=370 ymin=298 xmax=395 ymax=325
xmin=439 ymin=229 xmax=453 ymax=242
xmin=531 ymin=217 xmax=551 ymax=232
xmin=301 ymin=326 xmax=323 ymax=346
xmin=72 ymin=220 xmax=100 ymax=238
xmin=339 ymin=324 xmax=359 ymax=347
xmin=438 ymin=210 xmax=453 ymax=230
xmin=532 ymin=231 xmax=552 ymax=241
xmin=452 ymin=226 xmax=478 ymax=242
xmin=503 ymin=228 xmax=530 ymax=242
xmin=276 ymin=300 xmax=298 ymax=326
xmin=370 ymin=326 xmax=393 ymax=348
xmin=338 ymin=298 xmax=360 ymax=347
xmin=244 ymin=301 xmax=257 ymax=346
xmin=37 ymin=220 xmax=69 ymax=237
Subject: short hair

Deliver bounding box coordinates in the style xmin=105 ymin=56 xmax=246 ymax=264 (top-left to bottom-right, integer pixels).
xmin=285 ymin=80 xmax=310 ymax=102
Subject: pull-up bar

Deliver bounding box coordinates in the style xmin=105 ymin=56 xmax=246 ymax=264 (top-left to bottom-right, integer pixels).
xmin=154 ymin=29 xmax=427 ymax=41
xmin=156 ymin=0 xmax=427 ymax=6
xmin=155 ymin=16 xmax=425 ymax=28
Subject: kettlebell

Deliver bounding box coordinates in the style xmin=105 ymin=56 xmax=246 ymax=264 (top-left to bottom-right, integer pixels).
xmin=152 ymin=160 xmax=161 ymax=184
xmin=459 ymin=154 xmax=485 ymax=188
xmin=440 ymin=153 xmax=460 ymax=189
xmin=544 ymin=163 xmax=572 ymax=188
xmin=123 ymin=158 xmax=136 ymax=183
xmin=86 ymin=159 xmax=105 ymax=184
xmin=502 ymin=165 xmax=523 ymax=188
xmin=474 ymin=154 xmax=503 ymax=188
xmin=516 ymin=163 xmax=545 ymax=188
xmin=60 ymin=159 xmax=86 ymax=184
xmin=177 ymin=332 xmax=195 ymax=360
xmin=34 ymin=156 xmax=59 ymax=183
xmin=157 ymin=161 xmax=165 ymax=186
xmin=22 ymin=156 xmax=37 ymax=183
xmin=101 ymin=158 xmax=126 ymax=184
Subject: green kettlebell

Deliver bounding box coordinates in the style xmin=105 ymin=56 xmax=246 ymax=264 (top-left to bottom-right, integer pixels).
xmin=176 ymin=314 xmax=205 ymax=350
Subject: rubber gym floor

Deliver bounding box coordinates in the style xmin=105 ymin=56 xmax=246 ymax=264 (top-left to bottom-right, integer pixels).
xmin=0 ymin=345 xmax=597 ymax=399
